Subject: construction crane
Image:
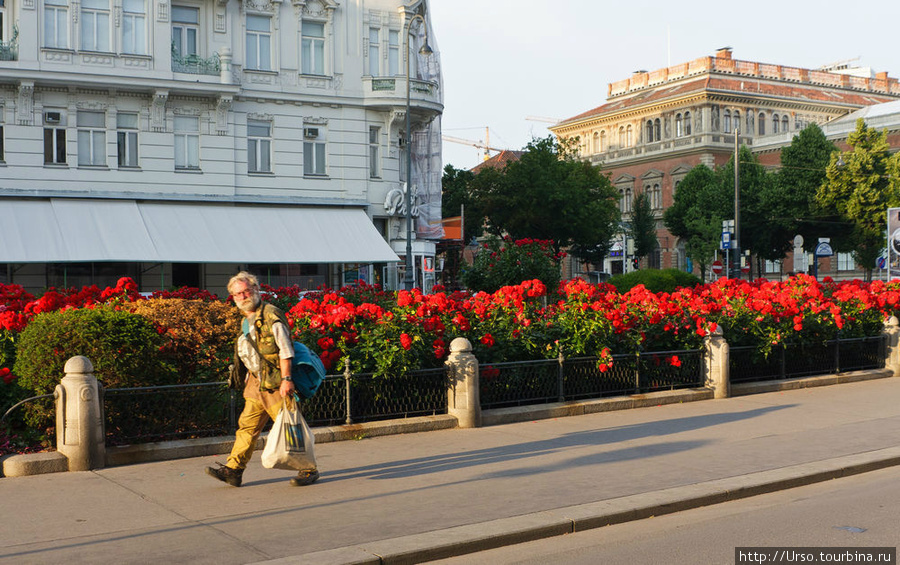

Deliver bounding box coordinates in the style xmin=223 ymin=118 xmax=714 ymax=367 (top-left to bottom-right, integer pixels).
xmin=442 ymin=127 xmax=507 ymax=161
xmin=525 ymin=115 xmax=561 ymax=125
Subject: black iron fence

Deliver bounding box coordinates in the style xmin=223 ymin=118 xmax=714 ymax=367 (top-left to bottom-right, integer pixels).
xmin=729 ymin=335 xmax=887 ymax=384
xmin=100 ymin=366 xmax=449 ymax=445
xmin=480 ymin=349 xmax=705 ymax=410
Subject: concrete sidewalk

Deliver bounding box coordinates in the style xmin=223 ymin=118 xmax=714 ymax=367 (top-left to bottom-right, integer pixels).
xmin=2 ymin=377 xmax=900 ymax=565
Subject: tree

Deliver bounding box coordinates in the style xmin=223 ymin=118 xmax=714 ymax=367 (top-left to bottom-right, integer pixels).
xmin=441 ymin=164 xmax=480 ymax=244
xmin=471 ymin=136 xmax=620 ymax=257
xmin=663 ymin=165 xmax=727 ymax=279
xmin=721 ymin=146 xmax=773 ymax=278
xmin=817 ymin=119 xmax=900 ymax=279
xmin=769 ymin=123 xmax=837 ymax=250
xmin=629 ymin=190 xmax=658 ymax=265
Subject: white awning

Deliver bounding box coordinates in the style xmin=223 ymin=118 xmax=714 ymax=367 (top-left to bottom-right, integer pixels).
xmin=0 ymin=199 xmax=399 ymax=264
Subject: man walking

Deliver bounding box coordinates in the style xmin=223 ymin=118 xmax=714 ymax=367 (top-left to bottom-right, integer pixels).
xmin=206 ymin=271 xmax=319 ymax=487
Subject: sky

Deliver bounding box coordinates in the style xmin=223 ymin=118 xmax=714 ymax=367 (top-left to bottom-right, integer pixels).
xmin=429 ymin=0 xmax=900 ymax=171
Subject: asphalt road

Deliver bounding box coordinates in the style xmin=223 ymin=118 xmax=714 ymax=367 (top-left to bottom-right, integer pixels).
xmin=428 ymin=465 xmax=900 ymax=565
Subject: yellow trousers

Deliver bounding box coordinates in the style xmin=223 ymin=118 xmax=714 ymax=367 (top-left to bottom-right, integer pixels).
xmin=226 ymin=396 xmax=317 ymax=471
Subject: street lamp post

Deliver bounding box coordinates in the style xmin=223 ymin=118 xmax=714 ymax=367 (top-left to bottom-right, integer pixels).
xmin=733 ymin=127 xmax=741 ymax=279
xmin=403 ymin=14 xmax=432 ymax=290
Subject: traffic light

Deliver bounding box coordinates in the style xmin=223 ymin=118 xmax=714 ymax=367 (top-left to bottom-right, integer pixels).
xmin=632 ymin=257 xmax=639 ymax=270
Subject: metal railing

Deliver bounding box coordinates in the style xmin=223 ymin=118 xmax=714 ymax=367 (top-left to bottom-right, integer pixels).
xmin=0 ymin=26 xmax=18 ymax=61
xmin=480 ymin=349 xmax=705 ymax=410
xmin=730 ymin=335 xmax=886 ymax=384
xmin=171 ymin=47 xmax=220 ymax=75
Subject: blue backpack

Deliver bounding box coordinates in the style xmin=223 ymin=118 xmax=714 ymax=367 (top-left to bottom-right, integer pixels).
xmin=290 ymin=341 xmax=327 ymax=399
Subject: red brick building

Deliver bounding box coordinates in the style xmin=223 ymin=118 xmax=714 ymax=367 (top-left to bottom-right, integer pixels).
xmin=551 ymin=49 xmax=900 ymax=279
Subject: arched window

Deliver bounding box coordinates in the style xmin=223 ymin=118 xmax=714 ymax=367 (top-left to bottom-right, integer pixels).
xmin=773 ymin=114 xmax=779 ymax=134
xmin=626 ymin=125 xmax=633 ymax=147
xmin=652 ymin=183 xmax=661 ymax=209
xmin=599 ymin=130 xmax=606 ymax=152
xmin=592 ymin=131 xmax=599 ymax=153
xmin=653 ymin=118 xmax=660 ymax=141
xmin=781 ymin=115 xmax=789 ymax=133
xmin=646 ymin=120 xmax=654 ymax=142
xmin=625 ymin=188 xmax=632 ymax=213
xmin=733 ymin=111 xmax=740 ymax=133
xmin=618 ymin=126 xmax=625 ymax=148
xmin=618 ymin=189 xmax=625 ymax=212
xmin=675 ymin=114 xmax=683 ymax=137
xmin=758 ymin=112 xmax=766 ymax=135
xmin=684 ymin=111 xmax=691 ymax=135
xmin=723 ymin=109 xmax=732 ymax=133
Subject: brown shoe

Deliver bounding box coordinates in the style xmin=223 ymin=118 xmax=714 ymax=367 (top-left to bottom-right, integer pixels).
xmin=206 ymin=463 xmax=243 ymax=487
xmin=290 ymin=469 xmax=319 ymax=487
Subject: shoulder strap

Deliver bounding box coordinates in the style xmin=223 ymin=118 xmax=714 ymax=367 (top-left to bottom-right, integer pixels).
xmin=245 ymin=303 xmax=284 ymax=371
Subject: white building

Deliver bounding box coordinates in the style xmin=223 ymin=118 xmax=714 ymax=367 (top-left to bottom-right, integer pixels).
xmin=0 ymin=0 xmax=443 ymax=295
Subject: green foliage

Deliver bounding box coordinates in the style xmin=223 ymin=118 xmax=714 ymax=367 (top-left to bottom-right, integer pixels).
xmin=816 ymin=119 xmax=900 ymax=278
xmin=13 ymin=307 xmax=175 ymax=430
xmin=663 ymin=164 xmax=726 ymax=277
xmin=629 ymin=190 xmax=658 ymax=259
xmin=461 ymin=237 xmax=562 ymax=293
xmin=607 ymin=269 xmax=702 ymax=294
xmin=470 ymin=136 xmax=621 ymax=255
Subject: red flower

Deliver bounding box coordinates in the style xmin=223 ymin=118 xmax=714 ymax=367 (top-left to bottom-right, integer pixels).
xmin=400 ymin=333 xmax=413 ymax=350
xmin=480 ymin=333 xmax=496 ymax=348
xmin=669 ymin=355 xmax=682 ymax=368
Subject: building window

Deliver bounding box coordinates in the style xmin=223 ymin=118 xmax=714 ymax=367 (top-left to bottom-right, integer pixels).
xmin=44 ymin=0 xmax=69 ymax=48
xmin=773 ymin=114 xmax=780 ymax=134
xmin=246 ymin=15 xmax=271 ymax=71
xmin=247 ymin=119 xmax=271 ymax=173
xmin=599 ymin=130 xmax=606 ymax=152
xmin=303 ymin=126 xmax=326 ymax=175
xmin=781 ymin=115 xmax=789 ymax=133
xmin=301 ymin=21 xmax=325 ymax=75
xmin=651 ymin=183 xmax=661 ymax=209
xmin=388 ymin=29 xmax=400 ymax=75
xmin=172 ymin=6 xmax=199 ymax=57
xmin=646 ymin=119 xmax=653 ymax=142
xmin=758 ymin=112 xmax=766 ymax=135
xmin=116 ymin=112 xmax=139 ymax=168
xmin=837 ymin=252 xmax=855 ymax=271
xmin=368 ymin=27 xmax=379 ymax=76
xmin=653 ymin=119 xmax=660 ymax=141
xmin=0 ymin=125 xmax=4 ymax=162
xmin=626 ymin=125 xmax=633 ymax=147
xmin=723 ymin=109 xmax=732 ymax=133
xmin=369 ymin=126 xmax=380 ymax=178
xmin=121 ymin=0 xmax=147 ymax=55
xmin=675 ymin=114 xmax=683 ymax=137
xmin=174 ymin=115 xmax=200 ymax=170
xmin=624 ymin=188 xmax=632 ymax=213
xmin=733 ymin=111 xmax=740 ymax=133
xmin=77 ymin=111 xmax=106 ymax=166
xmin=43 ymin=111 xmax=67 ymax=164
xmin=81 ymin=0 xmax=110 ymax=51
xmin=765 ymin=260 xmax=781 ymax=274
xmin=684 ymin=111 xmax=691 ymax=135
xmin=618 ymin=126 xmax=625 ymax=148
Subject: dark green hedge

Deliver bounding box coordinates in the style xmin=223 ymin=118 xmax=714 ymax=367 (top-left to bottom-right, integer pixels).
xmin=608 ymin=269 xmax=703 ymax=294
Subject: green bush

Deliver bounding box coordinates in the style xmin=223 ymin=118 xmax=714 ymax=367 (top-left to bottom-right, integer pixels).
xmin=462 ymin=237 xmax=562 ymax=293
xmin=608 ymin=269 xmax=702 ymax=294
xmin=13 ymin=307 xmax=175 ymax=430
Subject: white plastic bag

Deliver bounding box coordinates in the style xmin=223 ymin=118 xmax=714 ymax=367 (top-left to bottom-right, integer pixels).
xmin=261 ymin=397 xmax=317 ymax=470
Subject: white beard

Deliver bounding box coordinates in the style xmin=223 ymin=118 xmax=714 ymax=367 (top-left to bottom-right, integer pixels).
xmin=236 ymin=293 xmax=261 ymax=314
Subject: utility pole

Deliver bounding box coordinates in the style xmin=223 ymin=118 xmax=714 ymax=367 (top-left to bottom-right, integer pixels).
xmin=734 ymin=127 xmax=741 ymax=279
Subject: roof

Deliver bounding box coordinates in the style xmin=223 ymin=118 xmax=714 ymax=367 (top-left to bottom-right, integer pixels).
xmin=471 ymin=150 xmax=524 ymax=173
xmin=828 ymin=99 xmax=900 ymax=125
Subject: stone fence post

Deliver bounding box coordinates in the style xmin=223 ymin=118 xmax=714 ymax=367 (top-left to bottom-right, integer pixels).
xmin=445 ymin=337 xmax=482 ymax=428
xmin=55 ymin=356 xmax=105 ymax=471
xmin=883 ymin=316 xmax=900 ymax=377
xmin=702 ymin=326 xmax=730 ymax=399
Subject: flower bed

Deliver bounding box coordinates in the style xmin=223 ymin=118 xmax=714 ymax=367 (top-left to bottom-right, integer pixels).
xmin=2 ymin=273 xmax=900 ymax=454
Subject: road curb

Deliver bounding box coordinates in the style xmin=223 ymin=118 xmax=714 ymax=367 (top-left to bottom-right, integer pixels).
xmin=251 ymin=446 xmax=900 ymax=565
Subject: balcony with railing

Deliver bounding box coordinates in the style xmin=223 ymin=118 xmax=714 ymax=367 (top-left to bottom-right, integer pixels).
xmin=0 ymin=26 xmax=18 ymax=61
xmin=362 ymin=75 xmax=442 ymax=114
xmin=171 ymin=45 xmax=220 ymax=76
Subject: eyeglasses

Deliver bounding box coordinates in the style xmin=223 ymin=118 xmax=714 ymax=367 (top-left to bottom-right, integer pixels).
xmin=232 ymin=289 xmax=254 ymax=298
